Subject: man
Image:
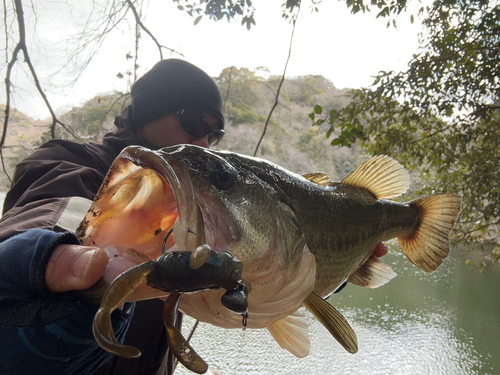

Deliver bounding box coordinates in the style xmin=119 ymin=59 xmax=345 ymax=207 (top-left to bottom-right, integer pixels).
xmin=0 ymin=59 xmax=224 ymax=375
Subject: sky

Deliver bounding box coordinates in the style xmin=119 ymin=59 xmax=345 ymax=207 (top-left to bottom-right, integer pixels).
xmin=1 ymin=0 xmax=423 ymax=120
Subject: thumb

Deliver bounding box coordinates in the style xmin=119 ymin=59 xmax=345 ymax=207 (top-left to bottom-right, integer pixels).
xmin=46 ymin=244 xmax=109 ymax=293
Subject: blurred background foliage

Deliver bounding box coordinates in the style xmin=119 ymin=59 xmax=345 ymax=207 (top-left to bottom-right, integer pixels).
xmin=309 ymin=0 xmax=500 ymax=256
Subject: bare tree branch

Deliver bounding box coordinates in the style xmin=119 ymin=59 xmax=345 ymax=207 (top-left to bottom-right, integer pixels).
xmin=23 ymin=48 xmax=75 ymax=139
xmin=47 ymin=1 xmax=131 ymax=86
xmin=254 ymin=8 xmax=300 ymax=157
xmin=1 ymin=42 xmax=22 ymax=183
xmin=223 ymin=66 xmax=233 ymax=113
xmin=1 ymin=0 xmax=79 ymax=183
xmin=95 ymin=92 xmax=129 ymax=138
xmin=456 ymin=221 xmax=500 ymax=243
xmin=126 ymin=0 xmax=184 ymax=60
xmin=47 ymin=0 xmax=184 ymax=89
xmin=2 ymin=0 xmax=187 ymax=178
xmin=17 ymin=0 xmax=74 ymax=138
xmin=134 ymin=22 xmax=140 ymax=83
xmin=3 ymin=0 xmax=8 ymax=64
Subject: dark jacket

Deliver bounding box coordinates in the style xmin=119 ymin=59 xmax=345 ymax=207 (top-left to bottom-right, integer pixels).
xmin=0 ymin=110 xmax=177 ymax=375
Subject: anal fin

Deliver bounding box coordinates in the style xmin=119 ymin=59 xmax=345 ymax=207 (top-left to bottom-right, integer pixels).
xmin=302 ymin=292 xmax=358 ymax=354
xmin=267 ymin=312 xmax=310 ymax=358
xmin=348 ymin=254 xmax=397 ymax=288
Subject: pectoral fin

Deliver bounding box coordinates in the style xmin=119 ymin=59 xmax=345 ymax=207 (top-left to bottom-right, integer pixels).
xmin=267 ymin=312 xmax=310 ymax=358
xmin=302 ymin=292 xmax=358 ymax=354
xmin=348 ymin=255 xmax=397 ymax=288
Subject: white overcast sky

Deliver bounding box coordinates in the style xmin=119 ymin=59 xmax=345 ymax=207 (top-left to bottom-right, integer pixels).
xmin=1 ymin=0 xmax=423 ymax=120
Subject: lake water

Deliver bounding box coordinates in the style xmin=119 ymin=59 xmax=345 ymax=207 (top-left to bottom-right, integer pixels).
xmin=175 ymin=243 xmax=500 ymax=375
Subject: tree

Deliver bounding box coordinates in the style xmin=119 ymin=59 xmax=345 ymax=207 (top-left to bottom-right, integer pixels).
xmin=1 ymin=0 xmax=184 ymax=181
xmin=173 ymin=0 xmax=305 ymax=29
xmin=310 ymin=0 xmax=500 ymax=252
xmin=216 ymin=67 xmax=266 ymax=124
xmin=2 ymin=0 xmax=311 ymax=180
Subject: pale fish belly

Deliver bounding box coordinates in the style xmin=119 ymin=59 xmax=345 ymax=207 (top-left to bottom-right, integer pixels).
xmin=178 ymin=248 xmax=316 ymax=329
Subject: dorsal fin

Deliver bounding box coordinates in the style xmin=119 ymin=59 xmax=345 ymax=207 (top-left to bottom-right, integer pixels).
xmin=340 ymin=155 xmax=410 ymax=199
xmin=347 ymin=254 xmax=397 ymax=288
xmin=302 ymin=172 xmax=333 ymax=186
xmin=267 ymin=312 xmax=310 ymax=358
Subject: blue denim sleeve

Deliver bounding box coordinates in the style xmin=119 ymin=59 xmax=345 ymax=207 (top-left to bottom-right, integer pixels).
xmin=0 ymin=229 xmax=135 ymax=375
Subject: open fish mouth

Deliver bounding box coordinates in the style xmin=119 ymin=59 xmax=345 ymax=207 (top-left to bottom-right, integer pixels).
xmin=76 ymin=145 xmax=249 ymax=374
xmin=77 ymin=145 xmax=205 ymax=270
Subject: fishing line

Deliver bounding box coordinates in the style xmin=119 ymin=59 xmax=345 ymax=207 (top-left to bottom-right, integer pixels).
xmin=161 ymin=229 xmax=173 ymax=254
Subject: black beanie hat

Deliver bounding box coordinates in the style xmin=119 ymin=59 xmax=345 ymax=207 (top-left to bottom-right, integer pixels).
xmin=128 ymin=59 xmax=224 ymax=131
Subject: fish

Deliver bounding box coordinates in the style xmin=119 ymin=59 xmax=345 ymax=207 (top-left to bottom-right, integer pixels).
xmin=77 ymin=144 xmax=461 ymax=369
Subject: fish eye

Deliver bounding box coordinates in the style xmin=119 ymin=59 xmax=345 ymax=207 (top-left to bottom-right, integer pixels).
xmin=218 ymin=170 xmax=230 ymax=183
xmin=209 ymin=162 xmax=235 ymax=190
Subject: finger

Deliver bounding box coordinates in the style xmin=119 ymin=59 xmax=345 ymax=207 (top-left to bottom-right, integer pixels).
xmin=46 ymin=244 xmax=109 ymax=293
xmin=373 ymin=243 xmax=388 ymax=258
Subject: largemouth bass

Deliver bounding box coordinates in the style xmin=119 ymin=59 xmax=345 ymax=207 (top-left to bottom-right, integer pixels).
xmin=77 ymin=145 xmax=461 ymax=369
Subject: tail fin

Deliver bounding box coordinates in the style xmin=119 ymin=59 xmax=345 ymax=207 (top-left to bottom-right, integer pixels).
xmin=398 ymin=193 xmax=461 ymax=273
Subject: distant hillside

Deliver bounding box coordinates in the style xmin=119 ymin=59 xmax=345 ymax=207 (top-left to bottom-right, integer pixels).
xmin=215 ymin=68 xmax=367 ymax=179
xmin=0 ymin=68 xmax=367 ymax=192
xmin=0 ymin=106 xmax=51 ymax=190
xmin=0 ymin=95 xmax=130 ymax=190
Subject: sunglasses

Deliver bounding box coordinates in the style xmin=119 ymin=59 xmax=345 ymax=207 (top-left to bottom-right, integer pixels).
xmin=177 ymin=109 xmax=225 ymax=146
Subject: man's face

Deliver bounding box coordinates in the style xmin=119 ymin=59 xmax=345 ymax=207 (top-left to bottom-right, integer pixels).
xmin=136 ymin=111 xmax=220 ymax=149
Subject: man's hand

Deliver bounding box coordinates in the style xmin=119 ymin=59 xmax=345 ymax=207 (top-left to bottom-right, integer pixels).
xmin=373 ymin=243 xmax=388 ymax=258
xmin=45 ymin=244 xmax=109 ymax=293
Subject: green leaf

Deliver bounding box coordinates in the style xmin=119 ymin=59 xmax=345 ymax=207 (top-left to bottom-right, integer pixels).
xmin=444 ymin=34 xmax=455 ymax=43
xmin=194 ymin=15 xmax=203 ymax=25
xmin=314 ymin=105 xmax=323 ymax=115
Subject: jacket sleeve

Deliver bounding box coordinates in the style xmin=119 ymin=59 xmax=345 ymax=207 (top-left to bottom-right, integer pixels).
xmin=0 ymin=140 xmax=109 ymax=242
xmin=0 ymin=228 xmax=134 ymax=375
